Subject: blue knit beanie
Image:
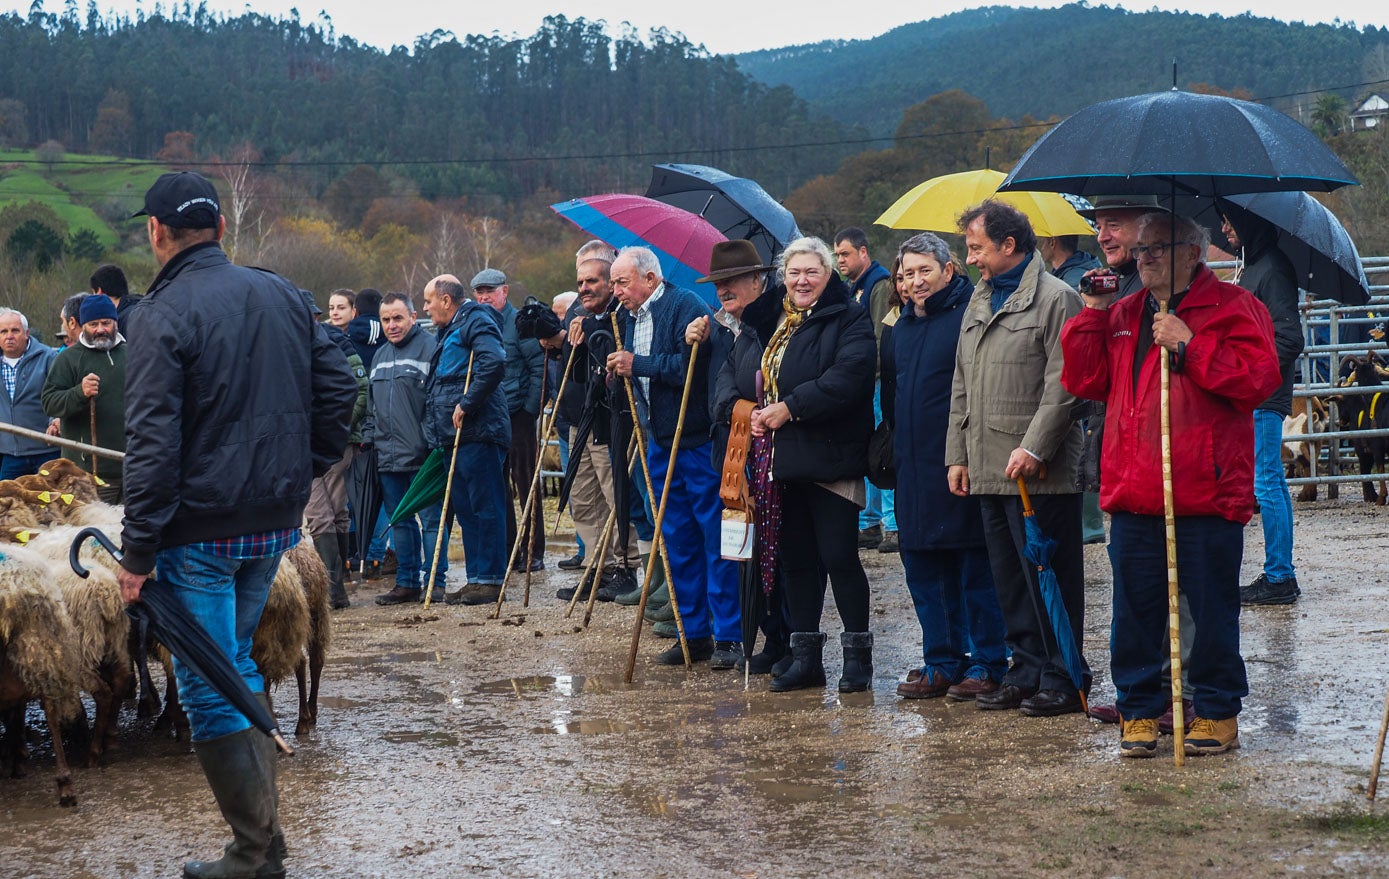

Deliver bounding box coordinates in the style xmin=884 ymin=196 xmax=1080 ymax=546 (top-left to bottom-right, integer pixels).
xmin=79 ymin=294 xmax=118 ymax=325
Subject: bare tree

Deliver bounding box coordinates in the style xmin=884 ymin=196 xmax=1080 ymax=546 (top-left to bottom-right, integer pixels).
xmin=215 ymin=144 xmax=265 ymax=263
xmin=463 ymin=215 xmax=515 ymax=274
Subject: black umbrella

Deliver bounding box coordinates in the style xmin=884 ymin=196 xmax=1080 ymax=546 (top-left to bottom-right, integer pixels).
xmin=345 ymin=445 xmax=384 ymax=560
xmin=646 ymin=163 xmax=802 ymax=267
xmin=68 ymin=527 xmax=293 ymax=755
xmin=999 ymin=89 xmax=1358 ymax=199
xmin=1207 ymin=192 xmax=1370 ymax=305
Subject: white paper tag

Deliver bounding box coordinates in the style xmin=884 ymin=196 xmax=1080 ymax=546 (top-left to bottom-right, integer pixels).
xmin=720 ymin=514 xmax=754 ymax=561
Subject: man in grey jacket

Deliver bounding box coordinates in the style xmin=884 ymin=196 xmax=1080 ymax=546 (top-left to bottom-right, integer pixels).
xmin=369 ymin=291 xmax=448 ymax=605
xmin=473 ymin=268 xmax=547 ymax=572
xmin=947 ymin=200 xmax=1089 ymax=718
xmin=0 ymin=308 xmax=59 ymax=479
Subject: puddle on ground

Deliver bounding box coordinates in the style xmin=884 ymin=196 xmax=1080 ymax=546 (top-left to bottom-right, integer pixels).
xmin=327 ymin=651 xmax=443 ymax=666
xmin=530 ymin=717 xmax=636 ymax=735
xmin=317 ymin=696 xmax=368 ymax=710
xmin=381 ymin=729 xmax=461 ymax=747
xmin=472 ymin=674 xmax=639 ymax=697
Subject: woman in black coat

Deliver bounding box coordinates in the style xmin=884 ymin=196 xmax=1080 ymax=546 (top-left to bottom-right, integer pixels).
xmin=716 ymin=236 xmax=877 ymax=693
xmin=885 ymin=233 xmax=1006 ymax=701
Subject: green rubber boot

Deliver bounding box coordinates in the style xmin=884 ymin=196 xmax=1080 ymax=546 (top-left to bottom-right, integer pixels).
xmin=183 ymin=727 xmax=282 ymax=879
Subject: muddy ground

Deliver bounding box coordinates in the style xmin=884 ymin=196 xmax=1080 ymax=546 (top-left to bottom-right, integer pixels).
xmin=4 ymin=495 xmax=1389 ymax=878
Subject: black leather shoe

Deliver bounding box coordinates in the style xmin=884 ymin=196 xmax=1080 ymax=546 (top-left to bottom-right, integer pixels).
xmin=512 ymin=557 xmax=545 ymax=573
xmin=595 ymin=568 xmax=636 ymax=602
xmin=375 ymin=586 xmax=422 ymax=606
xmin=655 ymin=636 xmax=714 ymax=665
xmin=556 ymin=553 xmax=585 ymax=570
xmin=975 ymin=682 xmax=1035 ymax=711
xmin=1019 ymin=688 xmax=1085 ymax=717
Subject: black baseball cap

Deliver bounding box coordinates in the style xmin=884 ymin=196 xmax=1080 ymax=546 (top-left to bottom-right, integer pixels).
xmin=133 ymin=171 xmax=221 ymax=229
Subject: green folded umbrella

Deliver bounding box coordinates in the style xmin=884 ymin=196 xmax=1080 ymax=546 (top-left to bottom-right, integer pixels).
xmin=389 ymin=449 xmax=448 ymax=524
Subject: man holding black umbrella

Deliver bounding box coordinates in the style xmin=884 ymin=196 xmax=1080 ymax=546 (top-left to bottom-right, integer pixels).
xmin=1061 ymin=212 xmax=1279 ymax=758
xmin=117 ymin=171 xmax=356 ymax=879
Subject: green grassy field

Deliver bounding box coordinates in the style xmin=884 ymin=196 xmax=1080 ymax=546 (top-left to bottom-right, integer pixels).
xmin=0 ymin=148 xmax=170 ymax=249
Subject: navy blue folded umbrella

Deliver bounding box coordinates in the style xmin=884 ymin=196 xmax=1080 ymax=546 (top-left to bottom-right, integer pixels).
xmin=1015 ymin=480 xmax=1088 ymax=716
xmin=68 ymin=527 xmax=293 ymax=754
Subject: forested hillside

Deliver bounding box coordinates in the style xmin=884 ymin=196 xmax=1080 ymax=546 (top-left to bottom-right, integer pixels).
xmin=0 ymin=8 xmax=851 ymax=202
xmin=736 ymin=4 xmax=1389 ymax=134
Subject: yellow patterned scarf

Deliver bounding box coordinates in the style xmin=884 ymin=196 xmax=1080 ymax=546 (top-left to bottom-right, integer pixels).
xmin=760 ymin=293 xmax=813 ymax=404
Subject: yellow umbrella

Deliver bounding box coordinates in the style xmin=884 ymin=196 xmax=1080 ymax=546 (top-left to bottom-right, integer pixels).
xmin=875 ymin=168 xmax=1096 ymax=237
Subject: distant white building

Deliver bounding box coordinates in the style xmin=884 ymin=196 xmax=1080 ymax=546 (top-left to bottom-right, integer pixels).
xmin=1351 ymin=94 xmax=1389 ymax=131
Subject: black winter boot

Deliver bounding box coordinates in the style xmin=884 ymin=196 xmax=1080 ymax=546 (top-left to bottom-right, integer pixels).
xmin=838 ymin=631 xmax=874 ymax=693
xmin=315 ymin=535 xmax=349 ymax=609
xmin=184 ymin=728 xmax=282 ymax=879
xmin=769 ymin=632 xmax=827 ymax=693
xmin=746 ymin=633 xmax=788 ymax=675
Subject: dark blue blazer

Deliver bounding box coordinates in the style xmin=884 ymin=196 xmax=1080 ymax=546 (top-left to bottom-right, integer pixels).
xmin=617 ymin=283 xmax=715 ymax=450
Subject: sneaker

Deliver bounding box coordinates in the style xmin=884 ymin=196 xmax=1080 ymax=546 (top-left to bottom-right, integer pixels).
xmin=375 ymin=586 xmax=422 ymax=606
xmin=877 ymin=530 xmax=899 ymax=553
xmin=1120 ymin=717 xmax=1159 ymax=758
xmin=1240 ymin=573 xmax=1300 ymax=606
xmin=655 ymin=636 xmax=714 ymax=665
xmin=1184 ymin=716 xmax=1240 ymax=756
xmin=709 ymin=641 xmax=743 ymax=670
xmin=556 ymin=552 xmax=585 ymax=570
xmin=446 ymin=583 xmax=501 ymax=606
xmin=556 ymin=569 xmax=597 ymax=602
xmin=857 ymin=525 xmax=882 ymax=549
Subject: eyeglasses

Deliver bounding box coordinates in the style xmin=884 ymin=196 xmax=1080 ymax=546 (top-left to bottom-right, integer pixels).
xmin=1129 ymin=241 xmax=1194 ymax=261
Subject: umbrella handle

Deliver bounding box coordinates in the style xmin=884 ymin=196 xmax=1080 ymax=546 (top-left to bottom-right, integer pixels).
xmin=1014 ymin=477 xmax=1035 ymax=517
xmin=69 ymin=526 xmax=120 ymax=577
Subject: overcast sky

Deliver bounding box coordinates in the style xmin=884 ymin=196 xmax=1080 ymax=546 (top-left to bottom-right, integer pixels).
xmin=7 ymin=0 xmax=1389 ymax=55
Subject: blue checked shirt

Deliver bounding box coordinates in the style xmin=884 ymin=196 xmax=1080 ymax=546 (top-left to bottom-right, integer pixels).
xmin=631 ymin=282 xmax=665 ymax=404
xmin=192 ymin=528 xmax=302 ymax=560
xmin=1 ymin=358 xmax=17 ymax=399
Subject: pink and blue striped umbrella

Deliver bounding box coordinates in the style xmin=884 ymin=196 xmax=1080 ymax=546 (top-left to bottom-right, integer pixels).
xmin=551 ymin=194 xmax=726 ymax=307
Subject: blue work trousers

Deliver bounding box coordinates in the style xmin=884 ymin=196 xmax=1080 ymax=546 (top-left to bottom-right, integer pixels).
xmin=447 ymin=442 xmax=508 ymax=585
xmin=647 ymin=438 xmax=739 ymax=642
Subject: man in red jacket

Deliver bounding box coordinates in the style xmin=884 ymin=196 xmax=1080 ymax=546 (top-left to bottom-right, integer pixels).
xmin=1060 ymin=212 xmax=1280 ymax=759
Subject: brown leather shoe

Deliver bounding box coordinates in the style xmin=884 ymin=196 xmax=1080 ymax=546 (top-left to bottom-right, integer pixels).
xmin=1088 ymin=702 xmax=1120 ymax=724
xmin=1158 ymin=699 xmax=1194 ymax=735
xmin=945 ymin=675 xmax=999 ymax=702
xmin=896 ymin=668 xmax=952 ymax=699
xmin=975 ymin=682 xmax=1035 ymax=710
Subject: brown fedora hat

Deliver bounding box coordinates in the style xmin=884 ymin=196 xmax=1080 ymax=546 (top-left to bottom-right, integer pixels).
xmin=698 ymin=240 xmax=773 ymax=284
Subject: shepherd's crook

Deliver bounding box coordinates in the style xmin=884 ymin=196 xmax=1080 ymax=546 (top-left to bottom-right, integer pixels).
xmin=422 ymin=351 xmax=473 ymax=611
xmin=88 ymin=397 xmax=98 ymax=480
xmin=1159 ymin=301 xmax=1186 ymax=767
xmin=1369 ymin=679 xmax=1389 ymax=799
xmin=493 ymin=345 xmax=576 ymax=616
xmin=624 ymin=339 xmax=701 ymax=683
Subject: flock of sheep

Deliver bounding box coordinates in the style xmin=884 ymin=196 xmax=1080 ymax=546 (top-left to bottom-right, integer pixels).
xmin=0 ymin=457 xmax=331 ymax=807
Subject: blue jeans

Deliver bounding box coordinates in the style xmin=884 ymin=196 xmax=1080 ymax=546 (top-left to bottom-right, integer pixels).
xmin=556 ymin=425 xmax=584 ymax=556
xmin=900 ymin=547 xmax=1007 ymax=682
xmin=447 ymin=442 xmax=507 ymax=584
xmin=1253 ymin=409 xmax=1295 ymax=581
xmin=155 ymin=545 xmax=282 ymax=742
xmin=647 ymin=438 xmax=740 ymax=642
xmin=366 ymin=507 xmax=391 ymax=561
xmin=380 ymin=470 xmax=447 ymax=591
xmin=859 ymin=382 xmax=896 ymax=531
xmin=1109 ymin=513 xmax=1247 ymax=720
xmin=0 ymin=451 xmax=52 ymax=480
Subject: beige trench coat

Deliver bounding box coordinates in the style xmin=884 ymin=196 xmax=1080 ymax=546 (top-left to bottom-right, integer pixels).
xmin=944 ymin=253 xmax=1083 ymax=496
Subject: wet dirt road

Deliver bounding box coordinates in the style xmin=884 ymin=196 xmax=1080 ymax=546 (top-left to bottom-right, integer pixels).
xmin=4 ymin=497 xmax=1389 ymax=878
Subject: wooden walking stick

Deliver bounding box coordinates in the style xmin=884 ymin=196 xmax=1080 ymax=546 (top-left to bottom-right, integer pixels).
xmin=569 ymin=504 xmax=614 ymax=619
xmin=88 ymin=396 xmax=98 ymax=481
xmin=624 ymin=338 xmax=702 ymax=683
xmin=581 ymin=443 xmax=641 ymax=627
xmin=611 ymin=311 xmax=689 ymax=672
xmin=1159 ymin=301 xmax=1186 ymax=766
xmin=1369 ymin=680 xmax=1389 ymax=800
xmin=494 ymin=345 xmax=576 ymax=615
xmin=422 ymin=351 xmax=473 ymax=611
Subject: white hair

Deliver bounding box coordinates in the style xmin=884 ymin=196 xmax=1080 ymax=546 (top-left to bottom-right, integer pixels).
xmin=1137 ymin=212 xmax=1210 ymax=258
xmin=617 ymin=246 xmax=663 ymax=280
xmin=775 ymin=236 xmax=835 ymax=283
xmin=552 ymin=291 xmax=578 ymax=311
xmin=0 ymin=307 xmax=29 ymax=330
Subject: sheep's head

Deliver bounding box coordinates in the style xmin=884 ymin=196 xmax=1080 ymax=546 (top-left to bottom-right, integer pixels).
xmin=36 ymin=458 xmax=100 ymax=504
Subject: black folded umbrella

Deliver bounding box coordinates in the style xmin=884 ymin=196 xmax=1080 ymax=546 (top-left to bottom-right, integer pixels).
xmin=345 ymin=446 xmax=384 ymax=559
xmin=69 ymin=527 xmax=293 ymax=755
